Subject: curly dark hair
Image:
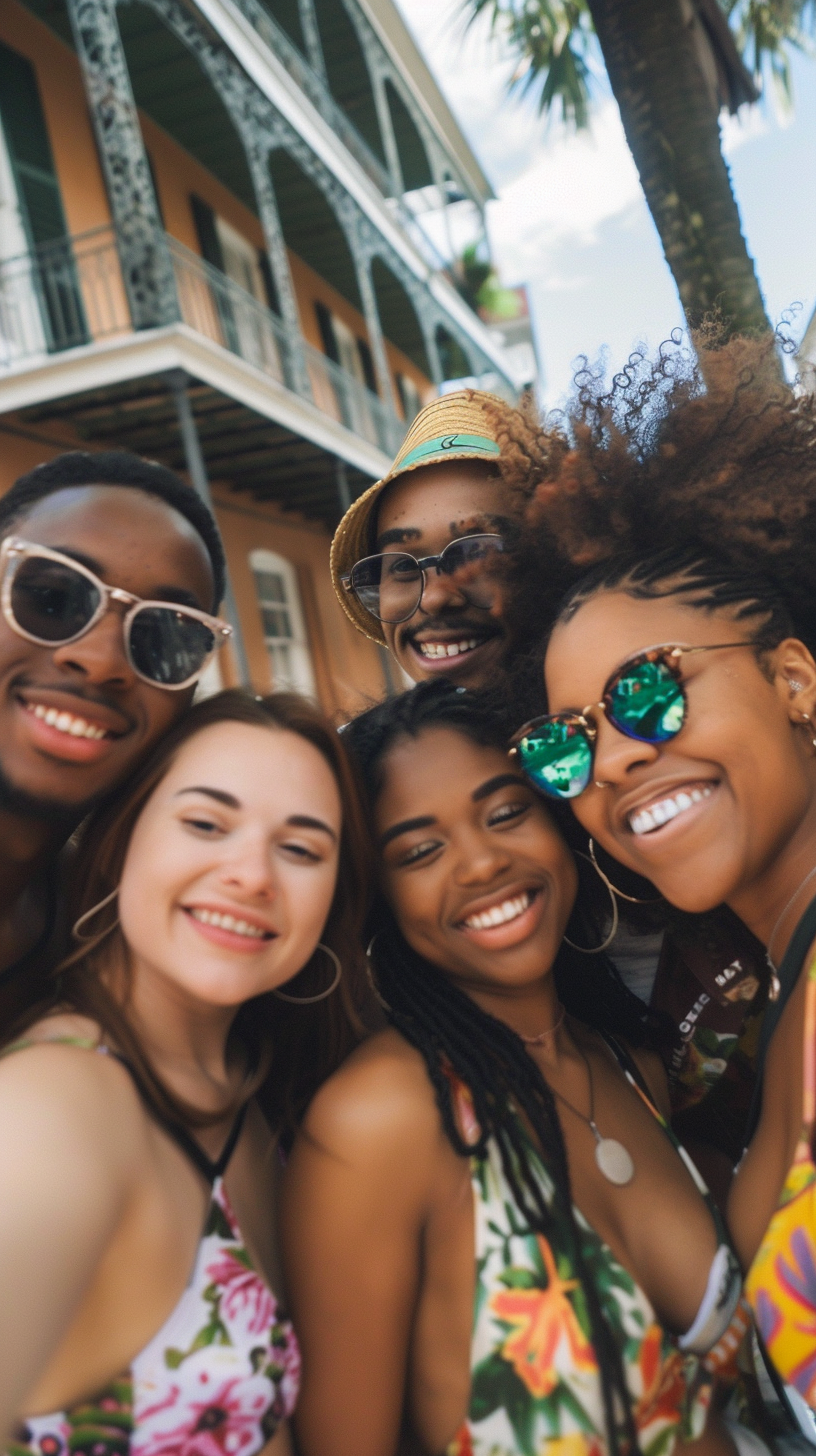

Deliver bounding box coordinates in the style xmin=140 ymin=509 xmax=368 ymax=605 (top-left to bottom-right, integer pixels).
xmin=344 ymin=680 xmax=679 ymax=1456
xmin=492 ymin=330 xmax=816 ymax=674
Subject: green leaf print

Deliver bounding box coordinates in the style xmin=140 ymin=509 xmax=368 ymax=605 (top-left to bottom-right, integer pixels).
xmin=205 ymin=1200 xmax=235 ymax=1240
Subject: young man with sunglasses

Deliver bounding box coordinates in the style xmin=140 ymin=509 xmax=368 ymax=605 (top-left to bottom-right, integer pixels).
xmin=0 ymin=450 xmax=229 ymax=1029
xmin=331 ymin=391 xmax=517 ymax=690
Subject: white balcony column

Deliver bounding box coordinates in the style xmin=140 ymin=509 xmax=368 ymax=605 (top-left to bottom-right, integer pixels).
xmin=248 ymin=147 xmax=313 ymax=400
xmin=354 ymin=254 xmax=394 ymax=409
xmin=65 ymin=0 xmax=178 ymax=329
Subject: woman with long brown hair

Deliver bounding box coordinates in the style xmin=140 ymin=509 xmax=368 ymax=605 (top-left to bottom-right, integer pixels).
xmin=0 ymin=688 xmax=370 ymax=1456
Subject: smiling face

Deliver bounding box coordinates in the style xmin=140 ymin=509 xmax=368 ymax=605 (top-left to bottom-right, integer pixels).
xmin=0 ymin=485 xmax=214 ymax=819
xmin=374 ymin=462 xmax=511 ymax=688
xmin=374 ymin=726 xmax=577 ymax=1000
xmin=544 ymin=589 xmax=816 ymax=919
xmin=117 ymin=720 xmax=341 ymax=1011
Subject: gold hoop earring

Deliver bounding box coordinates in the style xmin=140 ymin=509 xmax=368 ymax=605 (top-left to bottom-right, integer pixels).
xmin=588 ymin=838 xmax=662 ymax=906
xmin=272 ymin=943 xmax=342 ymax=1003
xmin=72 ymin=887 xmax=119 ymax=942
xmin=563 ymin=853 xmax=619 ymax=954
xmin=364 ymin=935 xmax=392 ymax=1011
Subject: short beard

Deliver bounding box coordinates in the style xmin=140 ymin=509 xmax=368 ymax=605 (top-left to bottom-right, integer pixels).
xmin=0 ymin=761 xmax=100 ymax=836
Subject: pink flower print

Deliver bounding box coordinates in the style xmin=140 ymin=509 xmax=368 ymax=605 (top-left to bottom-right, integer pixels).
xmin=268 ymin=1328 xmax=301 ymax=1423
xmin=134 ymin=1375 xmax=271 ymax=1456
xmin=205 ymin=1251 xmax=276 ymax=1343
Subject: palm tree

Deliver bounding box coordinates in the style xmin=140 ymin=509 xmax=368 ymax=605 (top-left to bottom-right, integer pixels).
xmin=466 ymin=0 xmax=813 ymax=337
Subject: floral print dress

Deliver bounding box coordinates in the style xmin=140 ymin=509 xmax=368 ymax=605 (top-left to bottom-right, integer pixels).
xmin=745 ymin=955 xmax=816 ymax=1426
xmin=5 ymin=1041 xmax=299 ymax=1456
xmin=447 ymin=1072 xmax=745 ymax=1456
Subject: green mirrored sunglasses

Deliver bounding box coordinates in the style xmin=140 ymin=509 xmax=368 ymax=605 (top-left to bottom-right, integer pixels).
xmin=509 ymin=641 xmax=755 ymax=801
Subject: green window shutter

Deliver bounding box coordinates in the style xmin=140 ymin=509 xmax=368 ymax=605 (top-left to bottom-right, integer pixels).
xmin=0 ymin=40 xmax=86 ymax=351
xmin=0 ymin=40 xmax=69 ymax=249
xmin=190 ymin=194 xmax=225 ymax=272
xmin=189 ymin=193 xmax=238 ymax=351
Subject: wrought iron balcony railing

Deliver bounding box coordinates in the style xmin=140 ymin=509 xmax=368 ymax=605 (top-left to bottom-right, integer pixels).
xmin=0 ymin=226 xmax=406 ymax=459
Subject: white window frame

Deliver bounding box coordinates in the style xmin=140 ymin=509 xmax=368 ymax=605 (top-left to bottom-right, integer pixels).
xmin=250 ymin=548 xmax=316 ymax=698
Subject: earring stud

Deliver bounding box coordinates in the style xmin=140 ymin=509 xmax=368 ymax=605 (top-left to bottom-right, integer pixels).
xmin=797 ymin=711 xmax=816 ymax=751
xmin=789 ymin=680 xmax=805 ymax=693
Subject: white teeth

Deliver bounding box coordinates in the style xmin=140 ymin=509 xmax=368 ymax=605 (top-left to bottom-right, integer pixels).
xmin=28 ymin=703 xmax=107 ymax=740
xmin=189 ymin=907 xmax=267 ymax=939
xmin=464 ymin=891 xmax=532 ymax=931
xmin=629 ymin=785 xmax=713 ymax=836
xmin=419 ymin=639 xmax=480 ymax=660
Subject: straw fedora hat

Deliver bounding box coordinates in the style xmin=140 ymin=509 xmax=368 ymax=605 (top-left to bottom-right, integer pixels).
xmin=330 ymin=389 xmax=506 ymax=644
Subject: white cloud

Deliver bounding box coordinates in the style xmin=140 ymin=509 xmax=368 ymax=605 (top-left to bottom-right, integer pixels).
xmin=720 ymin=104 xmax=770 ymax=154
xmin=486 ymin=102 xmax=642 ymax=284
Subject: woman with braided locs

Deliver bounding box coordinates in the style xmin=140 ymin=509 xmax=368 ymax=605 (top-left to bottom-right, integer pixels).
xmin=506 ymin=328 xmax=816 ymax=1437
xmin=281 ymin=681 xmax=750 ymax=1456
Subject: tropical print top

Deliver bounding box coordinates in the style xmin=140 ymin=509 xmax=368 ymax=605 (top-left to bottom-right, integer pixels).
xmin=5 ymin=1039 xmax=299 ymax=1456
xmin=745 ymin=954 xmax=816 ymax=1415
xmin=447 ymin=1070 xmax=746 ymax=1456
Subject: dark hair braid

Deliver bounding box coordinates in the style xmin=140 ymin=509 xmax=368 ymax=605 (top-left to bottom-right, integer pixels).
xmin=345 ymin=680 xmax=655 ymax=1455
xmin=368 ymin=910 xmax=638 ymax=1456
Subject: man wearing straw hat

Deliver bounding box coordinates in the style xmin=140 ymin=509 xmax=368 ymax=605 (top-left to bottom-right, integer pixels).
xmin=331 ymin=391 xmax=518 ymax=691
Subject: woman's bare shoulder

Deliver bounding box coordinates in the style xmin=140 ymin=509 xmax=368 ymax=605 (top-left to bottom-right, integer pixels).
xmin=0 ymin=1011 xmax=146 ymax=1155
xmin=299 ymin=1027 xmax=443 ymax=1160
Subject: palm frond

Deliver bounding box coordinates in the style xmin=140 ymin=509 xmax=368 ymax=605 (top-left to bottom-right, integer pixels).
xmin=720 ymin=0 xmax=815 ymax=99
xmin=461 ymin=0 xmax=595 ymax=128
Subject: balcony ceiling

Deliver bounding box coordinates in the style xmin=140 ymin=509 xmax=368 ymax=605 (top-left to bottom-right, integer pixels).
xmin=15 ymin=372 xmax=373 ymax=522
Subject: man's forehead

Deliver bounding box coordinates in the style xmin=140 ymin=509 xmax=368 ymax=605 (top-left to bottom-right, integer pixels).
xmin=14 ymin=484 xmax=214 ymax=604
xmin=373 ymin=465 xmax=507 ymax=550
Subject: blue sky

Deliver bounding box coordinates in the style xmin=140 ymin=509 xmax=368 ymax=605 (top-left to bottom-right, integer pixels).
xmin=395 ymin=0 xmax=816 ymax=407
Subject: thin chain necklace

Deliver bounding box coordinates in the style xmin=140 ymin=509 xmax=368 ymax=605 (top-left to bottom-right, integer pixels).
xmin=546 ymin=1041 xmax=635 ymax=1187
xmin=518 ymin=1003 xmax=566 ymax=1046
xmin=765 ymin=863 xmax=816 ymax=1001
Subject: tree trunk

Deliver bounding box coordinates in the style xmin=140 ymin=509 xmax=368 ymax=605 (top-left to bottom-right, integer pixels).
xmin=585 ymin=0 xmax=771 ymax=339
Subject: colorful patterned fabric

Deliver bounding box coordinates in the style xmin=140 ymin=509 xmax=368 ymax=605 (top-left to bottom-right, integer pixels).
xmin=9 ymin=1177 xmax=299 ymax=1456
xmin=745 ymin=955 xmax=816 ymax=1409
xmin=447 ymin=1082 xmax=733 ymax=1456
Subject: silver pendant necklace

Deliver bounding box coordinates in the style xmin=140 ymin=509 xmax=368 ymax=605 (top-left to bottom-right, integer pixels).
xmin=548 ymin=1044 xmax=635 ymax=1187
xmin=765 ymin=863 xmax=816 ymax=1002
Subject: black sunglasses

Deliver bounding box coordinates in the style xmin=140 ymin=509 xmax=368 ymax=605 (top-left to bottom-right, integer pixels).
xmin=340 ymin=533 xmax=505 ymax=624
xmin=510 ymin=641 xmax=755 ymax=800
xmin=0 ymin=537 xmax=231 ymax=690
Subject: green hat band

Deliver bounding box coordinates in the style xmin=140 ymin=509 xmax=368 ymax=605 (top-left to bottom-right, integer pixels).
xmin=398 ymin=432 xmax=500 ymax=472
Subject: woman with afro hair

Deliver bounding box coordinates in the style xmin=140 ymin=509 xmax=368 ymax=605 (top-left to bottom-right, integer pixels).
xmin=502 ymin=329 xmax=816 ymax=1439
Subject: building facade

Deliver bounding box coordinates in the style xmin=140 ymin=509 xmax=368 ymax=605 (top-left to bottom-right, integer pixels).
xmin=0 ymin=0 xmax=522 ymax=715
